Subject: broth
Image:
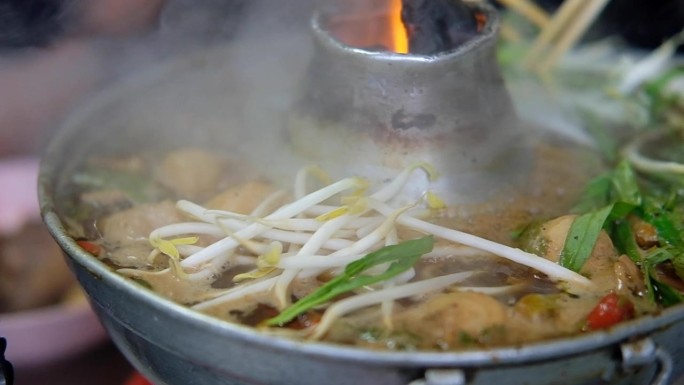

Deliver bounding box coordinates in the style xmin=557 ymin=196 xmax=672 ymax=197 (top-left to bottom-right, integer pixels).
xmin=57 ymin=142 xmax=669 ymax=351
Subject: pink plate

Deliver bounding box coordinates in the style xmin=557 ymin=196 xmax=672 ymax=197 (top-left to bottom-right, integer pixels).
xmin=0 ymin=157 xmax=107 ymax=367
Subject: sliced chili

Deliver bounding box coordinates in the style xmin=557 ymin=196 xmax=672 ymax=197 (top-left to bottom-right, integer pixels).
xmin=585 ymin=292 xmax=635 ymax=330
xmin=76 ymin=240 xmax=102 ymax=256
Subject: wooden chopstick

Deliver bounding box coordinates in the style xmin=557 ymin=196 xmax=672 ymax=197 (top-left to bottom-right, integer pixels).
xmin=496 ymin=0 xmax=551 ymax=29
xmin=534 ymin=0 xmax=611 ymax=73
xmin=520 ymin=0 xmax=612 ymax=74
xmin=523 ymin=0 xmax=586 ymax=69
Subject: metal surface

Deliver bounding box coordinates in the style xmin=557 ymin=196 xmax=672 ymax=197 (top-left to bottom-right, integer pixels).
xmin=287 ymin=3 xmax=532 ymax=204
xmin=38 ymin=37 xmax=684 ymax=385
xmin=409 ymin=369 xmax=466 ymax=385
xmin=622 ymin=339 xmax=674 ymax=385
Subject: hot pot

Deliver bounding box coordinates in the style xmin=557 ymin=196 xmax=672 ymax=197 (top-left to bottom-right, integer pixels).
xmin=39 ymin=2 xmax=684 ymax=385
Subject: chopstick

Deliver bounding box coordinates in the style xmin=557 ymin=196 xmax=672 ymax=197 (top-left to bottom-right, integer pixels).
xmin=523 ymin=0 xmax=612 ymax=74
xmin=496 ymin=0 xmax=551 ymax=29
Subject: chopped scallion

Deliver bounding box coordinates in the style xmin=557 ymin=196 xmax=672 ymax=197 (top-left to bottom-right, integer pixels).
xmin=265 ymin=236 xmax=434 ymax=326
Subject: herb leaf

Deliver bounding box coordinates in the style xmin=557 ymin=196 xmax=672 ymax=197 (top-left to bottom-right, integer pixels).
xmin=639 ymin=198 xmax=684 ymax=248
xmin=612 ymin=220 xmax=642 ymax=264
xmin=573 ymin=161 xmax=641 ymax=214
xmin=559 ymin=204 xmax=614 ymax=272
xmin=611 ymin=161 xmax=642 ymax=207
xmin=564 ymin=161 xmax=642 ymax=272
xmin=265 ymin=236 xmax=434 ymax=326
xmin=573 ymin=172 xmax=613 ymax=213
xmin=640 ymin=246 xmax=684 ymax=306
xmin=650 ymin=274 xmax=684 ymax=307
xmin=73 ymin=167 xmax=161 ymax=203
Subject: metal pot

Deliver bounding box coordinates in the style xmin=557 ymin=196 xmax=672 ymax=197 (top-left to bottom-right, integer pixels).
xmin=39 ymin=11 xmax=684 ymax=385
xmin=287 ymin=3 xmax=531 ymax=205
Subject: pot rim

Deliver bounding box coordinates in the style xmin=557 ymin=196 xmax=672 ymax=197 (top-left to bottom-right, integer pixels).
xmin=38 ymin=210 xmax=684 ymax=367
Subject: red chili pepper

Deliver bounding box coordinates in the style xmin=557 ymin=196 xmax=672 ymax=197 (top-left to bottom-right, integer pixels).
xmin=586 ymin=292 xmax=635 ymax=330
xmin=76 ymin=240 xmax=102 ymax=256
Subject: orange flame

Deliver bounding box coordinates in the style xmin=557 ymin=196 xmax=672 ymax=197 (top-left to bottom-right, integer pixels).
xmin=389 ymin=0 xmax=409 ymax=53
xmin=326 ymin=0 xmax=409 ymax=53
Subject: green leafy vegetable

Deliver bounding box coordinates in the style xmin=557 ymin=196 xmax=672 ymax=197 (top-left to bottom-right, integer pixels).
xmin=573 ymin=172 xmax=613 ymax=213
xmin=611 ymin=161 xmax=642 ymax=207
xmin=559 ymin=204 xmax=614 ymax=272
xmin=73 ymin=166 xmax=162 ymax=203
xmin=580 ymin=111 xmax=619 ymax=162
xmin=672 ymin=256 xmax=684 ymax=282
xmin=574 ymin=161 xmax=641 ymax=214
xmin=651 ymin=279 xmax=683 ymax=307
xmin=570 ymin=160 xmax=684 ymax=305
xmin=643 ymin=67 xmax=684 ymax=118
xmin=265 ymin=236 xmax=434 ymax=326
xmin=639 ymin=246 xmax=683 ymax=306
xmin=564 ymin=161 xmax=649 ymax=272
xmin=500 ymin=29 xmax=684 ymax=306
xmin=612 ymin=220 xmax=642 ymax=264
xmin=639 ymin=198 xmax=684 ymax=248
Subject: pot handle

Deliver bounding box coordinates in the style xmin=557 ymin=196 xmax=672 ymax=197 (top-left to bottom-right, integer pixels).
xmin=621 ymin=338 xmax=673 ymax=385
xmin=407 ymin=338 xmax=673 ymax=385
xmin=408 ymin=369 xmax=466 ymax=385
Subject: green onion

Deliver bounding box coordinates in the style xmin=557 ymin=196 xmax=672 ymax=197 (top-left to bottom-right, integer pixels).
xmin=265 ymin=236 xmax=434 ymax=326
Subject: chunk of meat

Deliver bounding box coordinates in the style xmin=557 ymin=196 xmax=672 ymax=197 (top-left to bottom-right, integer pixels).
xmin=100 ymin=201 xmax=184 ymax=267
xmin=507 ymin=215 xmax=654 ymax=339
xmin=101 ymin=200 xmax=183 ymax=244
xmin=614 ymin=255 xmax=646 ymax=296
xmin=204 ymin=181 xmax=277 ymax=215
xmin=396 ymin=291 xmax=507 ymax=348
xmin=155 ymin=148 xmax=225 ymax=200
xmin=510 ymin=293 xmax=600 ymax=340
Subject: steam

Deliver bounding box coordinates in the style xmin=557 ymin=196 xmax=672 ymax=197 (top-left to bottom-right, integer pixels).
xmin=0 ymin=0 xmax=603 ymax=199
xmin=6 ymin=0 xmax=680 ymax=196
xmin=0 ymin=0 xmax=317 ymax=159
xmin=114 ymin=0 xmax=331 ymax=190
